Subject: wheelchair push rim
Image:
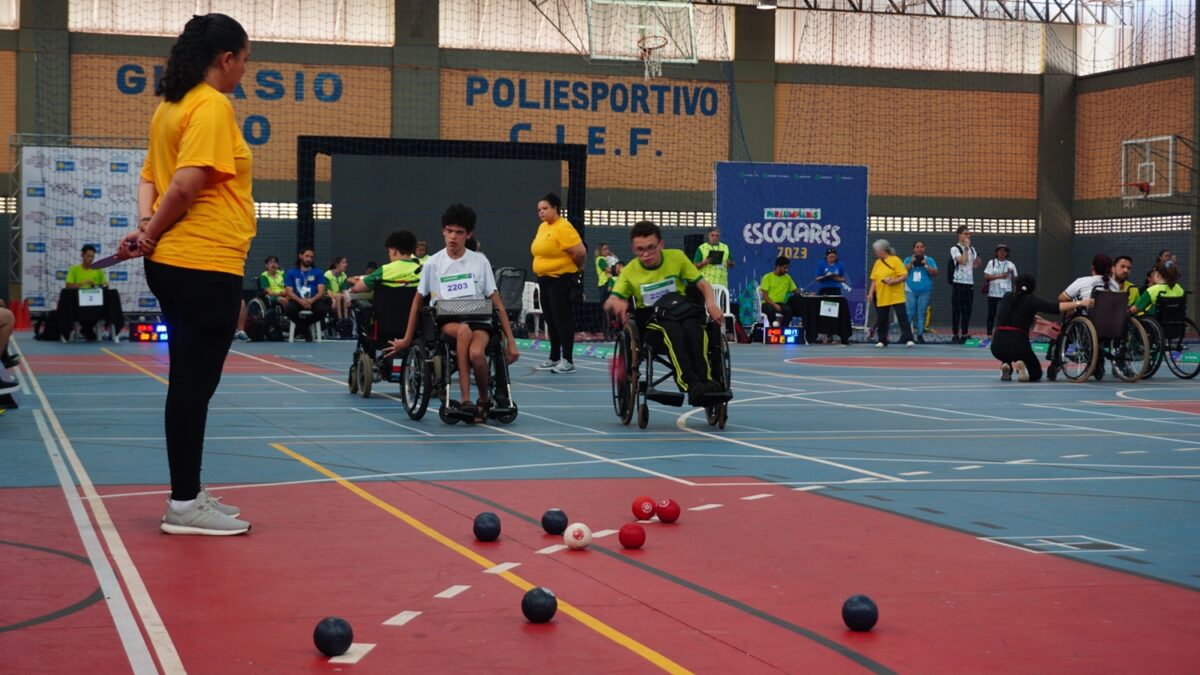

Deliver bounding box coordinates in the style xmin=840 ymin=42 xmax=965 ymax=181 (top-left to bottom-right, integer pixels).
xmin=1058 ymin=316 xmax=1098 ymax=383
xmin=1164 ymin=317 xmax=1200 ymax=379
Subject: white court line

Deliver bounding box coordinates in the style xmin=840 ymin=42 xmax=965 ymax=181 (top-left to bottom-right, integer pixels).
xmin=592 ymin=529 xmax=618 ymax=538
xmin=845 ymin=477 xmax=880 ymax=483
xmin=1115 ymin=389 xmax=1151 ymax=401
xmin=517 ymin=410 xmax=610 ymax=435
xmin=1118 ymin=450 xmax=1148 ymax=455
xmin=383 ymin=610 xmax=422 ymax=627
xmin=688 ymin=504 xmax=723 ymax=511
xmin=690 ymin=473 xmax=1200 ymax=487
xmin=792 ymin=485 xmax=826 ymax=491
xmin=674 ymin=393 xmax=903 ymax=483
xmin=328 ymin=643 xmax=376 ymax=665
xmin=484 ymin=562 xmax=521 ymax=574
xmin=262 ymin=375 xmax=307 ymax=393
xmin=435 ymin=585 xmax=471 ymax=599
xmin=899 ymin=471 xmax=931 ymax=476
xmin=14 ymin=340 xmax=180 ymax=674
xmin=1176 ymin=447 xmax=1200 ymax=452
xmin=537 ymin=544 xmax=568 ymax=554
xmin=1007 ymin=459 xmax=1036 ymax=464
xmin=906 ymin=403 xmax=1200 ymax=447
xmin=953 ymin=465 xmax=982 ymax=471
xmin=736 ymin=366 xmax=894 ymax=390
xmin=514 ymin=381 xmax=566 ymax=393
xmin=1061 ymin=454 xmax=1089 ymax=459
xmin=1026 ymin=403 xmax=1200 ymax=430
xmin=741 ymin=493 xmax=773 ymax=501
xmin=352 ymin=407 xmax=436 ymax=437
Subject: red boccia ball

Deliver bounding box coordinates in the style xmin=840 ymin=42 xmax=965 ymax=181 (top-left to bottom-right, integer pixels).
xmin=632 ymin=496 xmax=656 ymax=521
xmin=656 ymin=498 xmax=681 ymax=524
xmin=618 ymin=523 xmax=646 ymax=549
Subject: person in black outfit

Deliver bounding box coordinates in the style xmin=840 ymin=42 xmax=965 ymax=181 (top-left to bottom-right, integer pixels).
xmin=990 ymin=273 xmax=1093 ymax=382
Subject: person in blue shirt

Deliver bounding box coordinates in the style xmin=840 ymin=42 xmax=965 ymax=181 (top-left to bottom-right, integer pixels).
xmin=903 ymin=240 xmax=939 ymax=343
xmin=814 ymin=248 xmax=846 ymax=296
xmin=283 ymin=248 xmax=331 ymax=341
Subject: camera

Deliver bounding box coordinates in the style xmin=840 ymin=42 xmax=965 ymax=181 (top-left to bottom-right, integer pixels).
xmin=912 ymin=254 xmax=925 ymax=266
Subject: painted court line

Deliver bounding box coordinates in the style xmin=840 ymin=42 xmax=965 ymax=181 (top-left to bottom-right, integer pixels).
xmin=262 ymin=375 xmax=307 ymax=393
xmin=592 ymin=529 xmax=618 ymax=538
xmin=845 ymin=477 xmax=879 ymax=483
xmin=537 ymin=544 xmax=568 ymax=554
xmin=485 ymin=562 xmax=521 ymax=574
xmin=435 ymin=585 xmax=471 ymax=599
xmin=329 ymin=643 xmax=376 ymax=665
xmin=1007 ymin=459 xmax=1037 ymax=464
xmin=792 ymin=485 xmax=825 ymax=491
xmin=688 ymin=504 xmax=723 ymax=511
xmin=953 ymin=465 xmax=982 ymax=471
xmin=741 ymin=493 xmax=773 ymax=501
xmin=1118 ymin=450 xmax=1148 ymax=455
xmin=899 ymin=471 xmax=931 ymax=476
xmin=1061 ymin=454 xmax=1088 ymax=459
xmin=352 ymin=407 xmax=436 ymax=437
xmin=383 ymin=610 xmax=422 ymax=627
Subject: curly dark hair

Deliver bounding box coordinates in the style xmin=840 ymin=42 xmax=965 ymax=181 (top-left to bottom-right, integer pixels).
xmin=441 ymin=203 xmax=477 ymax=233
xmin=156 ymin=14 xmax=248 ymax=103
xmin=385 ymin=229 xmax=417 ymax=255
xmin=630 ymin=220 xmax=661 ymax=241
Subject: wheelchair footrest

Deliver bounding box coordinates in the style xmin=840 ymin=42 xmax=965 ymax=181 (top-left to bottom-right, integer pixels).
xmin=699 ymin=390 xmax=733 ymax=405
xmin=646 ymin=388 xmax=685 ymax=407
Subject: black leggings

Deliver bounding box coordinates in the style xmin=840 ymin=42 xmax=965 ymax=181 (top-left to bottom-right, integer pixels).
xmin=642 ymin=318 xmax=711 ymax=391
xmin=145 ymin=259 xmax=242 ymax=501
xmin=874 ymin=301 xmax=914 ymax=344
xmin=538 ymin=275 xmax=575 ymax=363
xmin=987 ymin=296 xmax=1001 ymax=335
xmin=990 ymin=329 xmax=1043 ymax=381
xmin=951 ymin=283 xmax=974 ymax=335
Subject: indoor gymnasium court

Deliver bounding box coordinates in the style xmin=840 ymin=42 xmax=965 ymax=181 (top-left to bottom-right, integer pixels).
xmin=1 ymin=1 xmax=1198 ymax=673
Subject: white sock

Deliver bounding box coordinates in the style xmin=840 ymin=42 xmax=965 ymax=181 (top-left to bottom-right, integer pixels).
xmin=169 ymin=498 xmax=197 ymax=512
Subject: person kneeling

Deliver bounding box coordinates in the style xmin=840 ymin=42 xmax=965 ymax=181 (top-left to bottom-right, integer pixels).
xmin=990 ymin=273 xmax=1091 ymax=382
xmin=385 ymin=204 xmax=518 ymax=423
xmin=603 ymin=220 xmax=728 ymax=408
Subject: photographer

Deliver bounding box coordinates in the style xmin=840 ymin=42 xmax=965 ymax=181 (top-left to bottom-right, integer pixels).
xmin=983 ymin=244 xmax=1017 ymax=336
xmin=903 ymin=241 xmax=938 ymax=344
xmin=950 ymin=225 xmax=981 ymax=343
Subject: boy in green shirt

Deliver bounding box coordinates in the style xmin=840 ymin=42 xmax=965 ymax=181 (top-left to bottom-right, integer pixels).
xmin=1131 ymin=262 xmax=1184 ymax=315
xmin=604 ymin=220 xmax=726 ymax=406
xmin=60 ymin=244 xmax=123 ymax=341
xmin=258 ymin=256 xmax=287 ymax=309
xmin=759 ymin=256 xmax=801 ymax=328
xmin=66 ymin=244 xmax=107 ymax=289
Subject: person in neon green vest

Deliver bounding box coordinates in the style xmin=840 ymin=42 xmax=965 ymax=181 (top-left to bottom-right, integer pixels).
xmin=693 ymin=228 xmax=734 ymax=289
xmin=258 ymin=255 xmax=287 ymax=309
xmin=325 ymin=256 xmax=352 ymax=322
xmin=415 ymin=240 xmax=430 ymax=265
xmin=350 ymin=229 xmax=423 ymax=294
xmin=1131 ymin=262 xmax=1184 ymax=315
xmin=594 ymin=243 xmax=622 ymax=301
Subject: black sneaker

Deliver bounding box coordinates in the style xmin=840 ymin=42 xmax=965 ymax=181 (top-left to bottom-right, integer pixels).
xmin=0 ymin=350 xmax=19 ymax=369
xmin=916 ymin=335 xmax=926 ymax=344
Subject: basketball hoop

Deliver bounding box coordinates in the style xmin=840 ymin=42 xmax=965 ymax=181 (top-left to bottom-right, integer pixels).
xmin=638 ymin=35 xmax=668 ymax=80
xmin=1121 ymin=181 xmax=1151 ymax=209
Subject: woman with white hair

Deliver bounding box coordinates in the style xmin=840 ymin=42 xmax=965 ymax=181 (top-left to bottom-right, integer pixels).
xmin=866 ymin=239 xmax=914 ymax=347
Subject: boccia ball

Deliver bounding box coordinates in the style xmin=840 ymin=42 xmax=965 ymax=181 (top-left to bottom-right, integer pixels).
xmin=521 ymin=587 xmax=558 ymax=623
xmin=563 ymin=522 xmax=592 ymax=550
xmin=656 ymin=498 xmax=681 ymax=524
xmin=842 ymin=595 xmax=879 ymax=632
xmin=618 ymin=523 xmax=645 ymax=549
xmin=541 ymin=508 xmax=568 ymax=535
xmin=313 ymin=616 xmax=354 ymax=657
xmin=473 ymin=512 xmax=501 ymax=542
xmin=632 ymin=496 xmax=656 ymax=520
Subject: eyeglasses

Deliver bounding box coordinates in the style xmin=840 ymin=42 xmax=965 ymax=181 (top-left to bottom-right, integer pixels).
xmin=632 ymin=244 xmax=659 ymax=255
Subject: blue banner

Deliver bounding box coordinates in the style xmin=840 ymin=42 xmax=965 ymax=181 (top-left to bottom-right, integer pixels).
xmin=715 ymin=162 xmax=869 ymax=328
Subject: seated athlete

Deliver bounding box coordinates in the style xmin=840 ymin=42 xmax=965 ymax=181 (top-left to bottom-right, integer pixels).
xmin=1130 ymin=262 xmax=1184 ymax=316
xmin=602 ymin=220 xmax=726 ymax=407
xmin=1059 ymin=253 xmax=1120 ymax=308
xmin=760 ymin=255 xmax=802 ymax=328
xmin=349 ymin=230 xmax=422 ymax=295
xmin=58 ymin=244 xmax=124 ymax=341
xmin=258 ymin=255 xmax=287 ymax=308
xmin=385 ymin=204 xmax=519 ymax=423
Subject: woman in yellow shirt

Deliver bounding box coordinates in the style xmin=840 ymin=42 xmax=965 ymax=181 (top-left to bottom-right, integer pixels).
xmin=866 ymin=239 xmax=915 ymax=348
xmin=530 ymin=192 xmax=586 ymax=374
xmin=118 ymin=13 xmax=254 ymax=536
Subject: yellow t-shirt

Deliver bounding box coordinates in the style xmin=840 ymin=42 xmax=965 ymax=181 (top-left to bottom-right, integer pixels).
xmin=870 ymin=255 xmax=907 ymax=307
xmin=141 ymin=82 xmax=256 ymax=277
xmin=530 ymin=217 xmax=582 ymax=277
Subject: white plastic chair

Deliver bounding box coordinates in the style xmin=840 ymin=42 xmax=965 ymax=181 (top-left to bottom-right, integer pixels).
xmin=519 ymin=281 xmax=544 ymax=338
xmin=287 ymin=315 xmax=323 ymax=343
xmin=710 ymin=283 xmax=737 ymax=335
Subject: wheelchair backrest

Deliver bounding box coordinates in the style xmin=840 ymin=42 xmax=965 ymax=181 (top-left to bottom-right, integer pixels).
xmin=371 ymin=285 xmax=418 ymax=342
xmin=1155 ymin=295 xmax=1187 ymax=326
xmin=1090 ymin=290 xmax=1128 ymax=340
xmin=494 ymin=267 xmax=526 ymax=312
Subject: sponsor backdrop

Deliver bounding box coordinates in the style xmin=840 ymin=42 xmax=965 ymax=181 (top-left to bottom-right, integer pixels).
xmin=20 ymin=146 xmax=156 ymax=313
xmin=716 ymin=162 xmax=869 ymax=327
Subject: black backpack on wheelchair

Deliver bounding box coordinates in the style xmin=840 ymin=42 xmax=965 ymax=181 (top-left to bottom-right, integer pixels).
xmin=348 ymin=285 xmax=418 ymax=398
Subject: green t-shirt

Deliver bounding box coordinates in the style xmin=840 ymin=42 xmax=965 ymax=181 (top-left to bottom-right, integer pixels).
xmin=324 ymin=270 xmax=348 ymax=293
xmin=259 ymin=269 xmax=285 ymax=294
xmin=1133 ymin=282 xmax=1184 ymax=314
xmin=610 ymin=249 xmax=701 ymax=308
xmin=361 ymin=258 xmax=422 ymax=290
xmin=693 ymin=242 xmax=731 ymax=286
xmin=66 ymin=265 xmax=106 ymax=287
xmin=760 ymin=271 xmax=798 ymax=304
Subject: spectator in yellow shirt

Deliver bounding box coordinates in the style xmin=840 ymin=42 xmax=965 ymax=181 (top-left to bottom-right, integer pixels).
xmin=530 ymin=192 xmax=586 ymax=374
xmin=867 ymin=239 xmax=915 ymax=348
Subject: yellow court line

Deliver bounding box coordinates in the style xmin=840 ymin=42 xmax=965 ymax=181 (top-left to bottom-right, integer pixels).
xmin=270 ymin=442 xmax=692 ymax=675
xmin=102 ymin=347 xmax=169 ymax=385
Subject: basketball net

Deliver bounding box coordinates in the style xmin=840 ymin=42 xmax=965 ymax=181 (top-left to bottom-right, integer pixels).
xmin=1121 ymin=181 xmax=1150 ymax=210
xmin=638 ymin=35 xmax=667 ymax=80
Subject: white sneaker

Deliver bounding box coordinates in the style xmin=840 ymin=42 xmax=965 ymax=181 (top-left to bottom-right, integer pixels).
xmin=771 ymin=321 xmax=780 ymax=328
xmin=535 ymin=359 xmax=559 ymax=371
xmin=874 ymin=342 xmax=885 ymax=348
xmin=551 ymin=361 xmax=576 ymax=374
xmin=906 ymin=341 xmax=915 ymax=348
xmin=0 ymin=374 xmax=18 ymax=395
xmin=233 ymin=330 xmax=250 ymax=342
xmin=1014 ymin=361 xmax=1030 ymax=382
xmin=161 ymin=497 xmax=250 ymax=535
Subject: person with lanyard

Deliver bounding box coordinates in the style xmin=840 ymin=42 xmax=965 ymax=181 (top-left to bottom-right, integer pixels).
xmin=1130 ymin=262 xmax=1184 ymax=316
xmin=116 ymin=13 xmax=254 ymax=535
xmin=283 ymin=248 xmax=330 ymax=342
xmin=814 ymin=248 xmax=846 ymax=296
xmin=759 ymin=256 xmax=801 ymax=328
xmin=1113 ymin=255 xmax=1139 ymax=307
xmin=324 ymin=256 xmax=352 ymax=325
xmin=603 ymin=220 xmax=726 ymax=407
xmin=349 ymin=230 xmax=423 ymax=294
xmin=867 ymin=239 xmax=914 ymax=348
xmin=595 ymin=243 xmax=621 ymax=302
xmin=258 ymin=255 xmax=287 ymax=308
xmin=949 ymin=225 xmax=981 ymax=343
xmin=903 ymin=241 xmax=938 ymax=344
xmin=530 ymin=192 xmax=586 ymax=374
xmin=415 ymin=240 xmax=429 ymax=265
xmin=983 ymin=244 xmax=1017 ymax=337
xmin=386 ymin=204 xmax=519 ymax=423
xmin=991 ymin=273 xmax=1092 ymax=382
xmin=59 ymin=244 xmax=123 ymax=341
xmin=693 ymin=227 xmax=734 ymax=289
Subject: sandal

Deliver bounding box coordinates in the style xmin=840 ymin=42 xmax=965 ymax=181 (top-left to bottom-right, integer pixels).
xmin=455 ymin=400 xmax=478 ymax=422
xmin=475 ymin=399 xmax=491 ymax=424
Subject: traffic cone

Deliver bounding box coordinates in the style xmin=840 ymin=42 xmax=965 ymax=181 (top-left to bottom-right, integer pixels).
xmin=13 ymin=299 xmax=31 ymax=330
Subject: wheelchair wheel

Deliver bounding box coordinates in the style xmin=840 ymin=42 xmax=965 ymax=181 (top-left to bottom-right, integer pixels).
xmin=611 ymin=323 xmax=639 ymax=426
xmin=1058 ymin=316 xmax=1098 ymax=383
xmin=247 ymin=297 xmax=267 ymax=324
xmin=348 ymin=353 xmax=360 ymax=394
xmin=401 ymin=344 xmax=431 ymax=420
xmin=1165 ymin=318 xmax=1200 ymax=379
xmin=438 ymin=404 xmax=461 ymax=425
xmin=1139 ymin=317 xmax=1165 ymax=378
xmin=1111 ymin=318 xmax=1149 ymax=383
xmin=357 ymin=351 xmax=373 ymax=398
xmin=705 ymin=332 xmax=731 ymax=429
xmin=488 ymin=342 xmax=518 ymax=424
xmin=637 ymin=403 xmax=649 ymax=429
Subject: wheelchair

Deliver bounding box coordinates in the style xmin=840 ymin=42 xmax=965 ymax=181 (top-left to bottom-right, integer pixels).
xmin=611 ymin=308 xmax=732 ymax=430
xmin=399 ymin=297 xmax=519 ymax=425
xmin=245 ymin=291 xmax=288 ymax=341
xmin=1135 ymin=295 xmax=1199 ymax=380
xmin=1047 ymin=290 xmax=1150 ymax=383
xmin=347 ymin=285 xmax=418 ymax=399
